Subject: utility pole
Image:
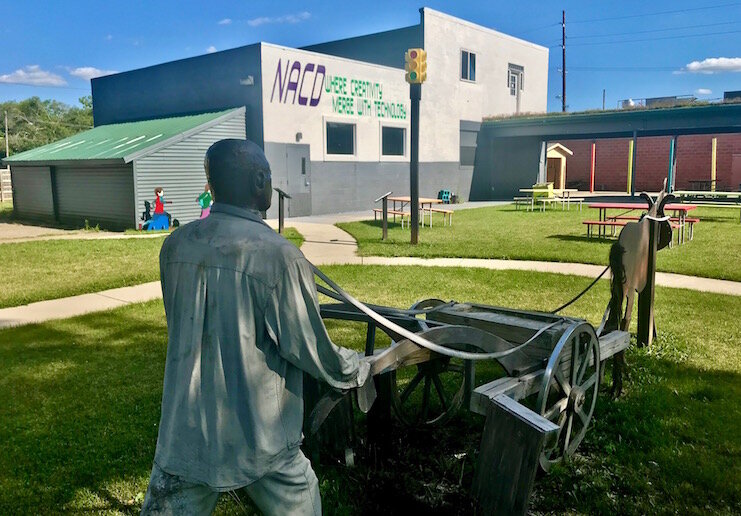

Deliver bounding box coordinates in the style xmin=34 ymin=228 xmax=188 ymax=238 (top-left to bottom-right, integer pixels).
xmin=3 ymin=111 xmax=8 ymax=158
xmin=602 ymin=89 xmax=606 ymax=110
xmin=561 ymin=10 xmax=566 ymax=112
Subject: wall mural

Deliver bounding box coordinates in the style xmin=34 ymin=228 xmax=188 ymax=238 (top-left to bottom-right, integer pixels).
xmin=270 ymin=58 xmax=407 ymax=120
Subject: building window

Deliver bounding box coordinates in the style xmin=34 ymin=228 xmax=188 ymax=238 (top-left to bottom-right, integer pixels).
xmin=508 ymin=64 xmax=524 ymax=96
xmin=326 ymin=122 xmax=355 ymax=155
xmin=381 ymin=126 xmax=405 ymax=156
xmin=461 ymin=50 xmax=476 ymax=81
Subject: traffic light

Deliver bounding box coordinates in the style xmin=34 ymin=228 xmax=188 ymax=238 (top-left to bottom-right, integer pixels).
xmin=405 ymin=48 xmax=427 ymax=84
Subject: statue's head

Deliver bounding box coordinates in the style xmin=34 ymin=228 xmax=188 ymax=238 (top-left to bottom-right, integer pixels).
xmin=204 ymin=139 xmax=272 ymax=212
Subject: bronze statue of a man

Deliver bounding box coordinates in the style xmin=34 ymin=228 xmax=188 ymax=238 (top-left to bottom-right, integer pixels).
xmin=141 ymin=139 xmax=372 ymax=515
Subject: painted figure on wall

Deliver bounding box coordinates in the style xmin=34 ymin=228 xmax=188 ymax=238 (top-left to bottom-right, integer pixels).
xmin=149 ymin=187 xmax=172 ymax=230
xmin=197 ymin=183 xmax=213 ymax=219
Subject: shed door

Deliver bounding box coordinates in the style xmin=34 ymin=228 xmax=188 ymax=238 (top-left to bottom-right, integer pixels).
xmin=10 ymin=166 xmax=54 ymax=219
xmin=55 ymin=165 xmax=135 ymax=229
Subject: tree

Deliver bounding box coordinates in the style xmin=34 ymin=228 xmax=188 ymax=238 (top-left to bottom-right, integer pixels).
xmin=1 ymin=96 xmax=93 ymax=159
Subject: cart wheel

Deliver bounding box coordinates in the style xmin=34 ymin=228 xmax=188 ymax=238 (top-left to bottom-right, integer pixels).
xmin=536 ymin=322 xmax=600 ymax=471
xmin=389 ymin=355 xmax=472 ymax=427
xmin=409 ymin=298 xmax=447 ymax=311
xmin=389 ymin=300 xmax=471 ymax=427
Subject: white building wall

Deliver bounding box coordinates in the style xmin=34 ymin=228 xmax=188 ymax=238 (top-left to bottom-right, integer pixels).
xmin=419 ymin=8 xmax=549 ymax=162
xmin=261 ymin=43 xmax=412 ymax=162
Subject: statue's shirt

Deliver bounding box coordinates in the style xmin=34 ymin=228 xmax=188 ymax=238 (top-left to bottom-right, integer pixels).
xmin=154 ymin=203 xmax=369 ymax=490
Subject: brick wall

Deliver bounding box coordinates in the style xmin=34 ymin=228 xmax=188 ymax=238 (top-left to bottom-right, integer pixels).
xmin=557 ymin=134 xmax=741 ymax=191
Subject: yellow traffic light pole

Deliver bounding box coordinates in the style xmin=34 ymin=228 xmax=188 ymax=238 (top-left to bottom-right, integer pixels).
xmin=405 ymin=49 xmax=427 ymax=244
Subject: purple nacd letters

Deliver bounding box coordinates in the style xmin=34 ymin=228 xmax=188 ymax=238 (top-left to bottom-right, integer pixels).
xmin=270 ymin=59 xmax=325 ymax=106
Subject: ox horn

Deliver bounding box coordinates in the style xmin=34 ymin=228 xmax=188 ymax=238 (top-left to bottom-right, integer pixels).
xmin=639 ymin=192 xmax=655 ymax=210
xmin=658 ymin=193 xmax=676 ymax=215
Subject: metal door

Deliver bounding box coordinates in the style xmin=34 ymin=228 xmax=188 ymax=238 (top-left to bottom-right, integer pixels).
xmin=285 ymin=144 xmax=311 ymax=216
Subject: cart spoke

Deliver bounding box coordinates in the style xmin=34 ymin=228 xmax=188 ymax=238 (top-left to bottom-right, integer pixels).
xmin=576 ymin=343 xmax=591 ymax=383
xmin=554 ymin=368 xmax=571 ymax=396
xmin=582 ymin=372 xmax=598 ymax=391
xmin=432 ymin=374 xmax=449 ymax=411
xmin=571 ymin=336 xmax=581 ymax=383
xmin=400 ymin=371 xmax=425 ymax=405
xmin=563 ymin=414 xmax=574 ymax=455
xmin=544 ymin=397 xmax=568 ymax=421
xmin=576 ymin=407 xmax=589 ymax=427
xmin=420 ymin=376 xmax=432 ymax=422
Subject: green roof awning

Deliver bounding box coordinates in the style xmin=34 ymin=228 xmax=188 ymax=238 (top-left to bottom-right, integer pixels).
xmin=4 ymin=108 xmax=243 ymax=164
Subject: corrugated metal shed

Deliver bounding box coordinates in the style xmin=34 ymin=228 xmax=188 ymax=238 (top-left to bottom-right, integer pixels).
xmin=5 ymin=108 xmax=246 ymax=229
xmin=4 ymin=108 xmax=242 ymax=165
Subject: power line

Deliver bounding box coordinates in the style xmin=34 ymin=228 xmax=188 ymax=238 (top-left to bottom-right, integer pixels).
xmin=515 ymin=22 xmax=560 ymax=37
xmin=570 ymin=1 xmax=741 ymax=24
xmin=568 ymin=20 xmax=740 ymax=40
xmin=567 ymin=28 xmax=741 ymax=46
xmin=549 ymin=66 xmax=680 ymax=71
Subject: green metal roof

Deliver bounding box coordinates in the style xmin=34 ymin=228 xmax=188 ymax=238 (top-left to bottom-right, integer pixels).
xmin=480 ymin=102 xmax=741 ymax=139
xmin=4 ymin=108 xmax=242 ymax=164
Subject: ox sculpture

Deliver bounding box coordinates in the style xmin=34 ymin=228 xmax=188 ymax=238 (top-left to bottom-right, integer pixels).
xmin=605 ymin=179 xmax=675 ymax=395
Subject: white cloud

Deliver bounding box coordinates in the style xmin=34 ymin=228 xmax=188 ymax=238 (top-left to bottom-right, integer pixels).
xmin=105 ymin=34 xmax=113 ymax=41
xmin=695 ymin=88 xmax=712 ymax=95
xmin=684 ymin=57 xmax=741 ymax=74
xmin=218 ymin=18 xmax=232 ymax=25
xmin=0 ymin=65 xmax=67 ymax=86
xmin=69 ymin=66 xmax=118 ymax=81
xmin=206 ymin=46 xmax=217 ymax=53
xmin=247 ymin=11 xmax=311 ymax=27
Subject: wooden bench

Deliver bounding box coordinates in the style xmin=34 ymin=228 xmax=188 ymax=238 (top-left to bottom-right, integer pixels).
xmin=537 ymin=198 xmax=562 ymax=211
xmin=372 ymin=208 xmax=411 ymax=228
xmin=609 ymin=216 xmax=699 ymax=241
xmin=583 ymin=219 xmax=628 ymax=238
xmin=563 ymin=197 xmax=584 ymax=211
xmin=513 ymin=196 xmax=534 ymax=211
xmin=687 ymin=202 xmax=741 ymax=223
xmin=429 ymin=207 xmax=453 ymax=226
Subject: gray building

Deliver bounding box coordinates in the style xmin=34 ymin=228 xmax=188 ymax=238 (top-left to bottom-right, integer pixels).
xmin=6 ymin=8 xmax=549 ymax=227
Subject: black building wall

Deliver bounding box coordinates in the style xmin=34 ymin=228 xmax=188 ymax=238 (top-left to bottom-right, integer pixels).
xmin=91 ymin=44 xmax=264 ymax=146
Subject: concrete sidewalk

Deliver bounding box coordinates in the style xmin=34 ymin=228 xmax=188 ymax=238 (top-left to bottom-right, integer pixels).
xmin=0 ymin=282 xmax=163 ymax=329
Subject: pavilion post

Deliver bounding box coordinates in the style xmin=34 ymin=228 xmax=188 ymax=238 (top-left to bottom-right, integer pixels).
xmin=538 ymin=141 xmax=547 ymax=184
xmin=629 ymin=131 xmax=638 ymax=196
xmin=589 ymin=141 xmax=596 ymax=193
xmin=711 ymin=137 xmax=717 ymax=191
xmin=667 ymin=136 xmax=677 ymax=193
xmin=627 ymin=139 xmax=634 ymax=195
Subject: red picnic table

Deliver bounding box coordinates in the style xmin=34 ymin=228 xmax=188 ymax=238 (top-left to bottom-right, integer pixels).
xmin=586 ymin=202 xmax=698 ymax=244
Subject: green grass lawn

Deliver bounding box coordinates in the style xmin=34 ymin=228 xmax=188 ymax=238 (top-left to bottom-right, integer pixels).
xmin=0 ymin=200 xmax=12 ymax=221
xmin=0 ymin=228 xmax=303 ymax=309
xmin=339 ymin=204 xmax=741 ymax=281
xmin=1 ymin=266 xmax=738 ymax=514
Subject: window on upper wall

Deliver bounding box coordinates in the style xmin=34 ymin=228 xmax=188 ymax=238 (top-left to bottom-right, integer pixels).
xmin=381 ymin=126 xmax=405 ymax=156
xmin=461 ymin=50 xmax=476 ymax=82
xmin=508 ymin=64 xmax=524 ymax=96
xmin=326 ymin=122 xmax=355 ymax=155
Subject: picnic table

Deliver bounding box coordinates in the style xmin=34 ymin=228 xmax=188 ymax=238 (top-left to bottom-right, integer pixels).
xmin=587 ymin=202 xmax=698 ymax=243
xmin=516 ymin=188 xmax=581 ymax=211
xmin=387 ymin=195 xmax=449 ymax=227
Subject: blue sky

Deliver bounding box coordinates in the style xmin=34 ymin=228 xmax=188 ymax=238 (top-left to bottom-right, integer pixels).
xmin=3 ymin=0 xmax=740 ymax=112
